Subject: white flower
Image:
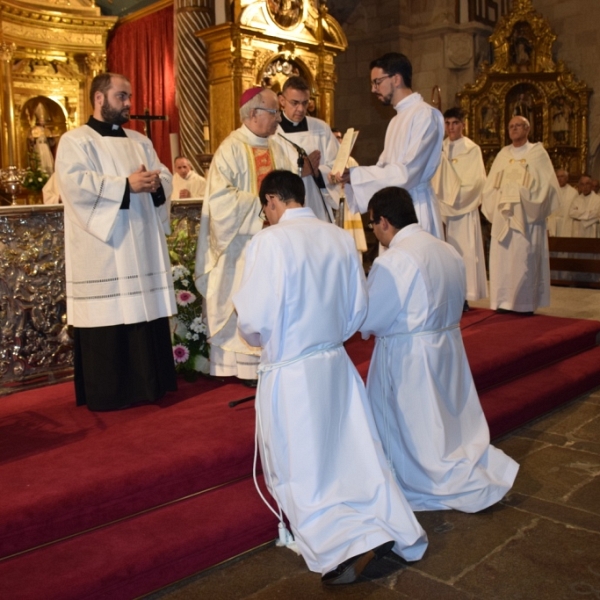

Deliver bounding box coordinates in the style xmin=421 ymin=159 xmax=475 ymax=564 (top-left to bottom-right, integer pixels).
xmin=181 ymin=279 xmax=190 ymax=287
xmin=192 ymin=334 xmax=199 ymax=341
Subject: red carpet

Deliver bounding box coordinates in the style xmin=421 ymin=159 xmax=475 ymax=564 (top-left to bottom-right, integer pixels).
xmin=1 ymin=308 xmax=599 ymax=599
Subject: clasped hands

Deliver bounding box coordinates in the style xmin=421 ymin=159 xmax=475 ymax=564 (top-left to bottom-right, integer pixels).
xmin=128 ymin=165 xmax=162 ymax=194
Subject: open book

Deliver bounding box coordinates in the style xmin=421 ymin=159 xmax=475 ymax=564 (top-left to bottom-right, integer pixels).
xmin=332 ymin=128 xmax=359 ymax=175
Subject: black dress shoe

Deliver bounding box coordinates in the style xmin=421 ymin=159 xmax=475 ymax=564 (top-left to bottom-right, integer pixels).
xmin=463 ymin=301 xmax=470 ymax=312
xmin=321 ymin=540 xmax=395 ymax=585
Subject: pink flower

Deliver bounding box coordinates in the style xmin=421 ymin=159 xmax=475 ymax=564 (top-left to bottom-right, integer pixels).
xmin=176 ymin=290 xmax=196 ymax=306
xmin=173 ymin=344 xmax=190 ymax=364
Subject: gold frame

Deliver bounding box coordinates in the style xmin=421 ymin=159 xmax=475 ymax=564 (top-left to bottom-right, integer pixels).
xmin=458 ymin=0 xmax=591 ymax=175
xmin=198 ymin=0 xmax=346 ymax=152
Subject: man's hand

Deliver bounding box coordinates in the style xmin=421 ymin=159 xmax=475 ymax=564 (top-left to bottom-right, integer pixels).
xmin=328 ymin=168 xmax=350 ymax=185
xmin=301 ymin=150 xmax=321 ymax=177
xmin=128 ymin=165 xmax=162 ymax=193
xmin=178 ymin=189 xmax=192 ymax=199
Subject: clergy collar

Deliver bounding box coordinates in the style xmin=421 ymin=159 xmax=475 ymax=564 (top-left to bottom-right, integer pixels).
xmin=86 ymin=116 xmax=127 ymax=137
xmin=279 ymin=113 xmax=308 ymax=133
xmin=279 ymin=206 xmax=315 ymax=222
xmin=239 ymin=124 xmax=270 ymax=147
xmin=394 ymin=92 xmax=421 ymax=112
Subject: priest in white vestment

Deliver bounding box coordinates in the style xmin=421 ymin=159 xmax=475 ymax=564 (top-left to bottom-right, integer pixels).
xmin=360 ymin=186 xmax=519 ymax=513
xmin=233 ymin=171 xmax=428 ymax=585
xmin=547 ymin=168 xmax=578 ymax=237
xmin=55 ymin=73 xmax=177 ymax=411
xmin=194 ymin=87 xmax=293 ymax=382
xmin=432 ymin=107 xmax=487 ymax=303
xmin=337 ymin=52 xmax=444 ymax=239
xmin=482 ymin=116 xmax=559 ymax=313
xmin=274 ymin=76 xmax=341 ymax=222
xmin=170 ymin=156 xmax=206 ymax=199
xmin=570 ymin=175 xmax=600 ymax=238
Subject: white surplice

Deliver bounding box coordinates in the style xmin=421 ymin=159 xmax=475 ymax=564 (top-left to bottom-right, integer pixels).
xmin=233 ymin=208 xmax=428 ymax=574
xmin=194 ymin=125 xmax=293 ymax=377
xmin=569 ymin=192 xmax=600 ymax=238
xmin=360 ymin=224 xmax=519 ymax=513
xmin=482 ymin=142 xmax=559 ymax=312
xmin=547 ymin=184 xmax=578 ymax=237
xmin=275 ymin=116 xmax=341 ymax=222
xmin=55 ymin=125 xmax=176 ymax=328
xmin=170 ymin=170 xmax=206 ymax=200
xmin=346 ymin=93 xmax=444 ymax=239
xmin=432 ymin=136 xmax=488 ymax=300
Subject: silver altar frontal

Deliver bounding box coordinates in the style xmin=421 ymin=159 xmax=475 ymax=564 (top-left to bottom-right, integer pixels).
xmin=0 ymin=200 xmax=203 ymax=395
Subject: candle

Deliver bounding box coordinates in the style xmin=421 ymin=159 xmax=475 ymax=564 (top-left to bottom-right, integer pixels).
xmin=203 ymin=125 xmax=210 ymax=142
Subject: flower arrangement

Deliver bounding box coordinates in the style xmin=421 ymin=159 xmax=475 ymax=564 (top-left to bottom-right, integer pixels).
xmin=168 ymin=218 xmax=210 ymax=378
xmin=21 ymin=165 xmax=49 ymax=192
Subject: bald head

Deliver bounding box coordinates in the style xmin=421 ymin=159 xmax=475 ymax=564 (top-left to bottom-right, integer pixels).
xmin=508 ymin=116 xmax=530 ymax=147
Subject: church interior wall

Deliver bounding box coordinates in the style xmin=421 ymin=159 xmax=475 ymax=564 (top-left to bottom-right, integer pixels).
xmin=333 ymin=0 xmax=599 ymax=177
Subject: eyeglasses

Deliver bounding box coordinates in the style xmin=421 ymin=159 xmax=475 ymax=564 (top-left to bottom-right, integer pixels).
xmin=258 ymin=205 xmax=267 ymax=221
xmin=371 ymin=75 xmax=391 ymax=88
xmin=255 ymin=107 xmax=279 ymax=115
xmin=367 ymin=218 xmax=380 ymax=230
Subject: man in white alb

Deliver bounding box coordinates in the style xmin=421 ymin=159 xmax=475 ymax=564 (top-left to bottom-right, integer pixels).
xmin=547 ymin=168 xmax=577 ymax=237
xmin=336 ymin=52 xmax=444 ymax=239
xmin=55 ymin=72 xmax=176 ymax=411
xmin=432 ymin=107 xmax=487 ymax=307
xmin=233 ymin=170 xmax=427 ymax=585
xmin=170 ymin=155 xmax=206 ymax=199
xmin=482 ymin=116 xmax=559 ymax=314
xmin=569 ymin=175 xmax=600 ymax=238
xmin=360 ymin=186 xmax=519 ymax=513
xmin=194 ymin=87 xmax=293 ymax=384
xmin=275 ymin=76 xmax=341 ymax=222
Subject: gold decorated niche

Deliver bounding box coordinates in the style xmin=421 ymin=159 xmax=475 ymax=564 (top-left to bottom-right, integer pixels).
xmin=198 ymin=0 xmax=347 ymax=153
xmin=0 ymin=0 xmax=116 ymax=171
xmin=458 ymin=0 xmax=591 ymax=176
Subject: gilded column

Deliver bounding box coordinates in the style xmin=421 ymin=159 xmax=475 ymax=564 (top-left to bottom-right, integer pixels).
xmin=174 ymin=0 xmax=214 ymax=173
xmin=84 ymin=53 xmax=107 ymax=121
xmin=0 ymin=41 xmax=17 ymax=168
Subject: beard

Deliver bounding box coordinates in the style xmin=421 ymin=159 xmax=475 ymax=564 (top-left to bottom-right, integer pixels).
xmin=101 ymin=96 xmax=130 ymax=125
xmin=377 ymin=90 xmax=394 ymax=106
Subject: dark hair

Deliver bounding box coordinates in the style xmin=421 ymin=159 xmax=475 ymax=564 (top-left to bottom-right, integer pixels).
xmin=259 ymin=170 xmax=306 ymax=206
xmin=368 ymin=187 xmax=418 ymax=230
xmin=369 ymin=53 xmax=412 ymax=89
xmin=89 ymin=72 xmax=128 ymax=105
xmin=443 ymin=107 xmax=464 ymax=121
xmin=282 ymin=76 xmax=310 ymax=94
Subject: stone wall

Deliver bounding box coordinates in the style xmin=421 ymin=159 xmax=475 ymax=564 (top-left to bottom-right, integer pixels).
xmin=333 ymin=0 xmax=599 ymax=176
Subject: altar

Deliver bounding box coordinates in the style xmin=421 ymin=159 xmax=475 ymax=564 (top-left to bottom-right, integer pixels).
xmin=0 ymin=200 xmax=203 ymax=394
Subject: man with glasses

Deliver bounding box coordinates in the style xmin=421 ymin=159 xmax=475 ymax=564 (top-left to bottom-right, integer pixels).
xmin=194 ymin=87 xmax=293 ymax=385
xmin=233 ymin=170 xmax=427 ymax=585
xmin=360 ymin=186 xmax=518 ymax=513
xmin=336 ymin=52 xmax=445 ymax=239
xmin=482 ymin=116 xmax=559 ymax=314
xmin=275 ymin=76 xmax=341 ymax=222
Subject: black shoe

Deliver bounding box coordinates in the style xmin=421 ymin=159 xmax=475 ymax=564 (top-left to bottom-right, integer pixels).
xmin=463 ymin=301 xmax=470 ymax=312
xmin=321 ymin=540 xmax=395 ymax=585
xmin=238 ymin=378 xmax=258 ymax=388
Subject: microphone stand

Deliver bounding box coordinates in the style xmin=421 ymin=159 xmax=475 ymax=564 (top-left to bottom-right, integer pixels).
xmin=278 ymin=133 xmax=333 ymax=223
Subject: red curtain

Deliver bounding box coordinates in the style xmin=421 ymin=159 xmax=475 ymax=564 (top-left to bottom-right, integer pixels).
xmin=107 ymin=6 xmax=179 ymax=168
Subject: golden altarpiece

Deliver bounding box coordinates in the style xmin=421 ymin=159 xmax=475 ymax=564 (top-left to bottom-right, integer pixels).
xmin=198 ymin=0 xmax=347 ymax=154
xmin=458 ymin=0 xmax=591 ymax=176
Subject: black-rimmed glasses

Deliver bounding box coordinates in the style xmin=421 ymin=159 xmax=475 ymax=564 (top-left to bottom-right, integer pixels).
xmin=370 ymin=75 xmax=391 ymax=88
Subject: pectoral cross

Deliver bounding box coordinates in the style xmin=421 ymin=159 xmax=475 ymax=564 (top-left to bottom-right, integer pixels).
xmin=129 ymin=108 xmax=167 ymax=141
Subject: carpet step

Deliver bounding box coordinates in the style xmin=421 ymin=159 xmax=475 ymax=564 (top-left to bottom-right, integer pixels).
xmin=0 ymin=377 xmax=259 ymax=559
xmin=0 ymin=475 xmax=278 ymax=600
xmin=461 ymin=310 xmax=600 ymax=392
xmin=483 ymin=345 xmax=600 ymax=439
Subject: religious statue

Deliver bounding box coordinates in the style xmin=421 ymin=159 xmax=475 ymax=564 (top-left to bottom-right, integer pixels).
xmin=27 ymin=102 xmax=56 ymax=175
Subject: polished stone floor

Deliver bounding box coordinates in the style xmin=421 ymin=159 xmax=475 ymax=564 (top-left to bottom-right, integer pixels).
xmin=145 ymin=287 xmax=600 ymax=600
